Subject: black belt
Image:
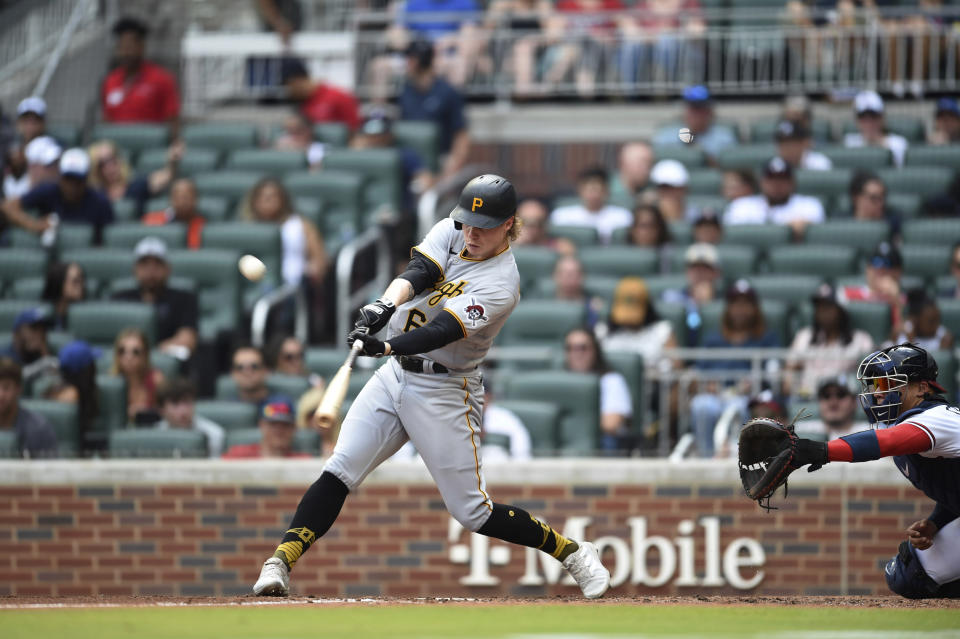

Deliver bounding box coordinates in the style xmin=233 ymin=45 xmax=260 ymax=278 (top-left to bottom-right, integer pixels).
xmin=396 ymin=355 xmax=449 ymax=374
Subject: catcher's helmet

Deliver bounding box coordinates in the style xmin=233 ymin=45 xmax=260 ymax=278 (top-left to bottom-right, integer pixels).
xmin=856 ymin=343 xmax=944 ymax=425
xmin=449 ymin=174 xmax=517 ymax=230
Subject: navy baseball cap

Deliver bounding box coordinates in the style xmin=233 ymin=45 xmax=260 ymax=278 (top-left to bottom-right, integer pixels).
xmin=59 ymin=340 xmax=101 ymax=374
xmin=13 ymin=307 xmax=52 ymax=331
xmin=683 ymin=85 xmax=711 ymax=105
xmin=726 ymin=278 xmax=758 ymax=301
xmin=360 ymin=112 xmax=392 ymax=136
xmin=936 ymin=97 xmax=960 ymax=117
xmin=763 ymin=156 xmax=793 ymax=179
xmin=774 ymin=119 xmax=810 ymax=141
xmin=870 ymin=242 xmax=902 ymax=269
xmin=260 ymin=395 xmax=296 ymax=424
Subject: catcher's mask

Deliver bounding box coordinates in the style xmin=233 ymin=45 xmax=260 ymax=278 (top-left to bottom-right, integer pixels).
xmin=856 ymin=343 xmax=944 ymax=426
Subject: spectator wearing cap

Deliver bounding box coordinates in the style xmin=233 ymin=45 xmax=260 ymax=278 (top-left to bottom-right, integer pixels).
xmin=230 ymin=345 xmax=270 ymax=405
xmin=785 ymin=283 xmax=875 ymax=399
xmin=23 ymin=135 xmax=61 ymax=190
xmin=598 ymin=276 xmax=678 ymax=366
xmin=281 ymin=57 xmax=361 ymax=131
xmin=611 ymin=141 xmax=655 ymax=204
xmin=550 ymin=166 xmax=632 ymax=244
xmin=723 ymin=157 xmax=824 ymax=238
xmin=842 ymin=90 xmax=908 ymax=167
xmin=652 ymin=86 xmax=737 ymax=160
xmin=0 ymin=357 xmax=58 ymax=458
xmin=222 ymin=395 xmax=312 ymax=458
xmin=400 ymin=40 xmax=471 ymax=180
xmin=1 ymin=148 xmax=114 ymax=243
xmin=894 ymin=290 xmax=954 ymax=353
xmin=780 ymin=94 xmax=817 ymax=139
xmin=350 ymin=111 xmax=434 ymax=211
xmin=774 ymin=119 xmax=831 ymax=172
xmin=111 ymin=237 xmax=199 ymax=359
xmin=649 ymin=159 xmax=698 ymax=223
xmin=142 ymin=178 xmax=206 ymax=250
xmin=839 ymin=241 xmax=905 ymax=329
xmin=514 ymin=198 xmax=576 ymax=255
xmin=690 ymin=279 xmax=780 ymax=458
xmin=929 ymin=98 xmax=960 ymax=146
xmin=662 ymin=243 xmax=722 ymax=346
xmin=15 ymin=97 xmax=47 ymax=144
xmin=552 ymin=255 xmax=603 ymax=330
xmin=45 ymin=340 xmax=100 ymax=450
xmin=0 ymin=308 xmax=60 ymax=393
xmin=101 ymin=18 xmax=180 ymax=131
xmin=274 ymin=112 xmax=315 ymax=152
xmin=155 ymin=378 xmax=225 ymax=458
xmin=847 ymin=170 xmax=901 ymax=238
xmin=796 ymin=377 xmax=869 ymax=442
xmin=691 ymin=210 xmax=722 ymax=245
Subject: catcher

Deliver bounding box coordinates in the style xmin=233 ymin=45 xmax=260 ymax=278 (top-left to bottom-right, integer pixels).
xmin=739 ymin=343 xmax=960 ymax=599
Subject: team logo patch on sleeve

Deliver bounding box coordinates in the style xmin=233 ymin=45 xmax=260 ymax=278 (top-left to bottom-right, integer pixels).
xmin=465 ymin=297 xmax=488 ymax=326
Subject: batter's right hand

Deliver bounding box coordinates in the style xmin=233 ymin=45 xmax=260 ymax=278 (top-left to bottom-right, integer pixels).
xmin=354 ymin=298 xmax=396 ymax=335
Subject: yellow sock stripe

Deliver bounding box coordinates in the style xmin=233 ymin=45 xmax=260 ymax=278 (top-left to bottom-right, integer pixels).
xmin=463 ymin=377 xmax=492 ymax=512
xmin=551 ymin=534 xmax=574 ymax=560
xmin=276 ymin=541 xmax=304 ymax=567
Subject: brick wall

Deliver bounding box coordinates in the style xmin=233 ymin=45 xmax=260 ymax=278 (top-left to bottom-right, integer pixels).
xmin=0 ymin=461 xmax=929 ymax=598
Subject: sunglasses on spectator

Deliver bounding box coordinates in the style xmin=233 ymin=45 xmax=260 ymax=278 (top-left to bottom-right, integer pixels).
xmin=282 ymin=351 xmax=303 ymax=361
xmin=233 ymin=362 xmax=263 ymax=372
xmin=565 ymin=342 xmax=592 ymax=352
xmin=118 ymin=347 xmax=143 ymax=356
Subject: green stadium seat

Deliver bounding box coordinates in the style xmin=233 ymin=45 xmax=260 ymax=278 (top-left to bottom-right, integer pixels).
xmin=846 ymin=301 xmax=891 ymax=344
xmin=283 ymin=171 xmax=364 ymax=239
xmin=144 ymin=195 xmax=232 ymax=221
xmin=879 ymin=167 xmax=952 ymax=198
xmin=822 ymin=145 xmax=891 ymax=169
xmin=841 ymin=116 xmax=924 ymax=142
xmin=6 ymin=228 xmax=42 ymax=249
xmin=645 ymin=274 xmax=689 ymax=300
xmin=393 ymin=120 xmax=440 ymax=171
xmin=699 ymin=299 xmax=789 ymax=345
xmin=110 ymin=429 xmax=208 ymax=458
xmin=750 ymin=118 xmax=832 ymax=144
xmin=768 ymin=245 xmax=857 ymax=278
xmin=547 ymin=224 xmax=599 ymax=247
xmin=91 ymin=374 xmax=127 ymax=442
xmin=0 ymin=301 xmax=51 ymax=332
xmin=194 ymin=400 xmax=258 ymax=431
xmin=0 ymin=249 xmax=47 ymax=285
xmin=936 ymin=275 xmax=958 ymax=298
xmin=832 ymin=193 xmax=922 ymax=219
xmin=8 ymin=277 xmax=45 ymax=301
xmin=214 ymin=374 xmax=309 ymax=402
xmin=937 ymin=299 xmax=960 ymax=337
xmin=68 ymin=301 xmax=156 ymax=346
xmin=670 ymin=245 xmax=759 ymax=280
xmin=902 ymin=245 xmax=951 ymax=279
xmin=604 ymin=350 xmax=644 ymax=435
xmin=137 ymin=147 xmax=221 ymax=175
xmin=224 ymin=428 xmax=260 ymax=449
xmin=294 ymin=196 xmax=323 ymax=221
xmin=502 ymin=370 xmax=600 ymax=456
xmin=686 ymin=170 xmax=723 ymax=195
xmin=61 ymin=249 xmax=134 ymax=295
xmin=202 ymin=223 xmax=283 ymax=307
xmin=47 ymin=330 xmax=74 ymax=353
xmin=747 ymin=274 xmax=823 ymax=306
xmin=494 ymin=399 xmax=561 ymax=457
xmin=796 ymin=168 xmax=852 ymax=199
xmin=906 ymin=145 xmax=960 ymax=170
xmin=930 ymin=349 xmax=957 ymax=401
xmin=721 ymin=224 xmax=791 ymax=250
xmin=90 ymin=123 xmax=168 ymax=155
xmin=668 ymin=221 xmax=693 ymax=245
xmin=112 ymin=199 xmax=140 ymax=222
xmin=167 ymin=249 xmax=241 ymax=338
xmin=804 ymin=220 xmax=890 ymax=254
xmin=0 ymin=429 xmax=17 ymax=457
xmin=222 ymin=427 xmax=319 ymax=455
xmin=55 ymin=225 xmax=96 ymax=254
xmin=686 ymin=196 xmax=726 ymax=215
xmin=226 ymin=149 xmax=306 ymax=174
xmin=346 ymin=368 xmax=375 ymax=403
xmin=313 ymin=122 xmax=350 ymax=146
xmin=652 ymin=145 xmax=707 ymax=169
xmin=20 ymin=399 xmax=79 ymax=457
xmin=715 ymin=144 xmax=776 ymax=171
xmin=104 ymin=223 xmax=187 ymax=249
xmin=107 ymin=277 xmax=196 ymax=299
xmin=322 ymin=148 xmax=404 ymax=216
xmin=499 ymin=300 xmax=586 ymax=346
xmin=513 ymin=246 xmax=560 ymax=291
xmin=305 ymin=347 xmax=349 ymax=380
xmin=47 ymin=122 xmax=81 ymax=147
xmin=902 ymin=219 xmax=960 ymax=247
xmin=193 ymin=170 xmax=264 ymax=201
xmin=182 ymin=123 xmax=258 ymax=151
xmin=579 ymin=246 xmax=658 ymax=278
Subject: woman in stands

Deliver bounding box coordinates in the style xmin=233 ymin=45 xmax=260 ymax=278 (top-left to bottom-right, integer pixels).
xmin=87 ymin=140 xmax=181 ymax=216
xmin=41 ymin=261 xmax=87 ymax=331
xmin=110 ymin=328 xmax=165 ymax=424
xmin=626 ymin=202 xmax=674 ymax=273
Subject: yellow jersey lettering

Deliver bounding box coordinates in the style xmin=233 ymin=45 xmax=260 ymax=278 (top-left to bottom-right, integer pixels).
xmin=403 ymin=308 xmax=427 ymax=332
xmin=428 ymin=279 xmax=468 ymax=306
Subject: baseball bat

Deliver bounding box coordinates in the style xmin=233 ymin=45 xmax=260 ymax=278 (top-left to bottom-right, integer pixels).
xmin=313 ymin=339 xmax=365 ymax=429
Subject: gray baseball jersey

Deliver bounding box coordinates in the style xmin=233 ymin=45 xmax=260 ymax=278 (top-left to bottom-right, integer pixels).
xmin=324 ymin=216 xmax=521 ymax=532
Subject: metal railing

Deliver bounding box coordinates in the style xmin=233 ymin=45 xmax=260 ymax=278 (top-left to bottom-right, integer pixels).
xmin=334 ymin=226 xmax=393 ymax=343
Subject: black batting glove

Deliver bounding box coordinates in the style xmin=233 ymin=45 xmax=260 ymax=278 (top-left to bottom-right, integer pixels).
xmin=354 ymin=298 xmax=396 ymax=335
xmin=347 ymin=328 xmax=390 ymax=357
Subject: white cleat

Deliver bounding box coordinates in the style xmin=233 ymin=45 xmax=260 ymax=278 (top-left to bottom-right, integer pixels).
xmin=562 ymin=541 xmax=610 ymax=599
xmin=252 ymin=557 xmax=290 ymax=596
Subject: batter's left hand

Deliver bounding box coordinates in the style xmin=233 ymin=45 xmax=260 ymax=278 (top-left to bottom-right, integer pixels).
xmin=907 ymin=519 xmax=938 ymax=550
xmin=347 ymin=329 xmax=390 ymax=357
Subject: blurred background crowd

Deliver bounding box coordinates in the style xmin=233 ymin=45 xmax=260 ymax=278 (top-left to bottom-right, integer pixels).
xmin=2 ymin=0 xmax=960 ymax=461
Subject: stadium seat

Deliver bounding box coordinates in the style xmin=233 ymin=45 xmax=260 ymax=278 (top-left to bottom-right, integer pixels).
xmin=796 ymin=169 xmax=852 ymax=199
xmin=61 ymin=249 xmax=134 ymax=296
xmin=91 ymin=374 xmax=127 ymax=443
xmin=226 ymin=149 xmax=306 ymax=174
xmin=68 ymin=301 xmax=156 ymax=346
xmin=0 ymin=431 xmax=17 ymax=458
xmin=579 ymin=246 xmax=658 ymax=278
xmin=842 ymin=117 xmax=925 ymax=143
xmin=822 ymin=146 xmax=891 ymax=169
xmin=109 ymin=429 xmax=208 ymax=458
xmin=669 ymin=245 xmax=759 ymax=280
xmin=502 ymin=370 xmax=600 ymax=456
xmin=604 ymin=350 xmax=644 ymax=435
xmin=55 ymin=225 xmax=96 ymax=254
xmin=223 ymin=427 xmax=319 ymax=455
xmin=644 ymin=274 xmax=689 ymax=300
xmin=393 ymin=120 xmax=440 ymax=171
xmin=768 ymin=245 xmax=858 ymax=279
xmin=512 ymin=246 xmax=559 ymax=291
xmin=686 ymin=196 xmax=726 ymax=216
xmin=346 ymin=369 xmax=375 ymax=402
xmin=104 ymin=223 xmax=188 ymax=250
xmin=137 ymin=147 xmax=221 ymax=176
xmin=750 ymin=118 xmax=832 ymax=144
xmin=305 ymin=347 xmax=349 ymax=380
xmin=6 ymin=228 xmax=43 ymax=249
xmin=715 ymin=144 xmax=776 ymax=171
xmin=939 ymin=299 xmax=960 ymax=336
xmin=494 ymin=399 xmax=561 ymax=457
xmin=667 ymin=221 xmax=693 ymax=245
xmin=936 ymin=275 xmax=958 ymax=298
xmin=879 ymin=167 xmax=952 ymax=198
xmin=0 ymin=301 xmax=51 ymax=332
xmin=283 ymin=171 xmax=364 ymax=238
xmin=109 ymin=276 xmax=198 ymax=299
xmin=8 ymin=277 xmax=45 ymax=301
xmin=902 ymin=245 xmax=951 ymax=280
xmin=930 ymin=349 xmax=958 ymax=401
xmin=20 ymin=399 xmax=79 ymax=457
xmin=804 ymin=220 xmax=890 ymax=254
xmin=906 ymin=145 xmax=960 ymax=170
xmin=313 ymin=122 xmax=350 ymax=147
xmin=214 ymin=374 xmax=310 ymax=402
xmin=547 ymin=224 xmax=599 ymax=247
xmin=322 ymin=148 xmax=404 ymax=216
xmin=202 ymin=222 xmax=284 ymax=295
xmin=686 ymin=170 xmax=723 ymax=195
xmin=846 ymin=301 xmax=891 ymax=344
xmin=47 ymin=122 xmax=81 ymax=147
xmin=144 ymin=195 xmax=232 ymax=222
xmin=721 ymin=224 xmax=791 ymax=250
xmin=902 ymin=219 xmax=960 ymax=247
xmin=499 ymin=300 xmax=586 ymax=346
xmin=182 ymin=122 xmax=258 ymax=151
xmin=0 ymin=249 xmax=47 ymax=286
xmin=294 ymin=196 xmax=323 ymax=221
xmin=90 ymin=123 xmax=168 ymax=155
xmin=193 ymin=170 xmax=265 ymax=201
xmin=194 ymin=400 xmax=258 ymax=431
xmin=167 ymin=249 xmax=242 ymax=338
xmin=832 ymin=193 xmax=922 ymax=220
xmin=651 ymin=144 xmax=707 ymax=169
xmin=699 ymin=299 xmax=789 ymax=345
xmin=747 ymin=274 xmax=823 ymax=306
xmin=112 ymin=199 xmax=139 ymax=222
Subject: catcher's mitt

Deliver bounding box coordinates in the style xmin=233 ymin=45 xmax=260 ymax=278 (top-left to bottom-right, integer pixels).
xmin=737 ymin=417 xmax=828 ymax=511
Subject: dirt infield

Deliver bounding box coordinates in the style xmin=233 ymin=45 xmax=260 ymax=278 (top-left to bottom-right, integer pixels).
xmin=2 ymin=595 xmax=959 ymax=609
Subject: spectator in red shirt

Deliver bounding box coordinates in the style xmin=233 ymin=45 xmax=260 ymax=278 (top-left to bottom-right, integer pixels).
xmin=222 ymin=396 xmax=312 ymax=459
xmin=101 ymin=18 xmax=180 ymax=132
xmin=280 ymin=58 xmax=360 ymax=132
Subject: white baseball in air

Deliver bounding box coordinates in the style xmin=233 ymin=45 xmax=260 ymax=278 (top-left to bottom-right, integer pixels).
xmin=239 ymin=254 xmax=266 ymax=281
xmin=678 ymin=127 xmax=694 ymax=144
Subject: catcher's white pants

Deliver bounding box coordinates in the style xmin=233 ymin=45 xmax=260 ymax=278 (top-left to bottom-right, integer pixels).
xmin=917 ymin=517 xmax=960 ymax=585
xmin=323 ymin=357 xmax=493 ymax=532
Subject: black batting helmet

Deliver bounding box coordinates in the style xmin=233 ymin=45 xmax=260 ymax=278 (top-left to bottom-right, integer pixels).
xmin=450 ymin=174 xmax=517 ymax=229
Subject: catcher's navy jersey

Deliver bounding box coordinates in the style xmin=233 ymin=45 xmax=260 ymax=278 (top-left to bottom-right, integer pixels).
xmin=890 ymin=400 xmax=960 ymax=517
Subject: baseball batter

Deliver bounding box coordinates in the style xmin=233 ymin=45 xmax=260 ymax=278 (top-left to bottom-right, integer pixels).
xmin=253 ymin=174 xmax=610 ymax=598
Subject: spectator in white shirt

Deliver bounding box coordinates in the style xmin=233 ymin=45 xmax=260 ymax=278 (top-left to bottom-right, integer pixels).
xmin=723 ymin=156 xmax=825 ymax=239
xmin=775 ymin=119 xmax=831 ymax=171
xmin=649 ymin=159 xmax=699 ymax=223
xmin=550 ymin=166 xmax=632 ymax=244
xmin=843 ymin=90 xmax=908 ymax=167
xmin=480 ymin=388 xmax=532 ymax=462
xmin=155 ymin=378 xmax=226 ymax=458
